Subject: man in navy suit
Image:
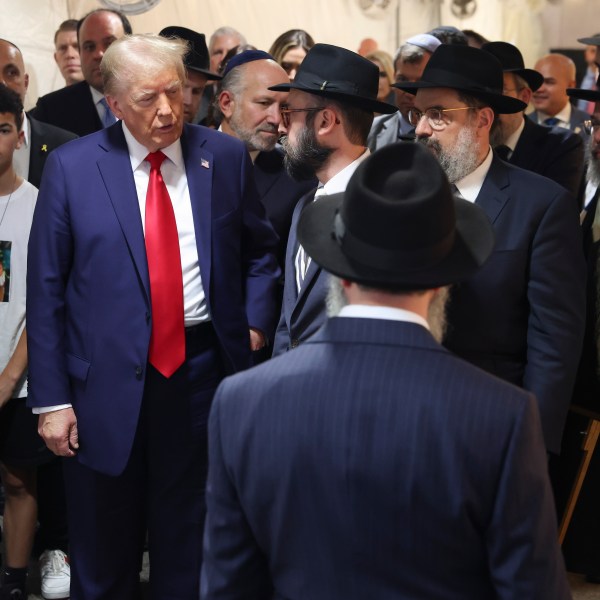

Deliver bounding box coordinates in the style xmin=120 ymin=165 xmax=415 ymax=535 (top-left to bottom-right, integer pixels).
xmin=26 ymin=34 xmax=279 ymax=599
xmin=482 ymin=41 xmax=584 ymax=200
xmin=397 ymin=44 xmax=586 ymax=456
xmin=269 ymin=43 xmax=396 ymax=355
xmin=217 ymin=49 xmax=316 ymax=274
xmin=202 ymin=143 xmax=570 ymax=600
xmin=529 ymin=53 xmax=589 ymax=138
xmin=30 ymin=9 xmax=132 ymax=137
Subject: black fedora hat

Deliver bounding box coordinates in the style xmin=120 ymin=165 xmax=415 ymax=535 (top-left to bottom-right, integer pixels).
xmin=159 ymin=26 xmax=222 ymax=80
xmin=297 ymin=143 xmax=495 ymax=288
xmin=567 ymin=72 xmax=600 ymax=103
xmin=393 ymin=44 xmax=526 ymax=114
xmin=268 ymin=43 xmax=397 ymax=114
xmin=578 ymin=33 xmax=600 ymax=46
xmin=481 ymin=41 xmax=543 ymax=92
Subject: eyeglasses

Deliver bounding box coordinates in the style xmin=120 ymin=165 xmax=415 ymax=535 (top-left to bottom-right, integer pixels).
xmin=408 ymin=106 xmax=479 ymax=130
xmin=280 ymin=107 xmax=323 ymax=128
xmin=584 ymin=118 xmax=600 ymax=135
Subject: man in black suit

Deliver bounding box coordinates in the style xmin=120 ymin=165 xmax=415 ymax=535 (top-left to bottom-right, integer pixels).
xmin=397 ymin=44 xmax=586 ymax=456
xmin=0 ymin=39 xmax=77 ymax=188
xmin=217 ymin=49 xmax=316 ymax=272
xmin=482 ymin=41 xmax=584 ymax=200
xmin=30 ymin=9 xmax=131 ymax=137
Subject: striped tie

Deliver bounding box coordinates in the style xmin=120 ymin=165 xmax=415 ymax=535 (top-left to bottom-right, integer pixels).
xmin=295 ymin=186 xmax=326 ymax=293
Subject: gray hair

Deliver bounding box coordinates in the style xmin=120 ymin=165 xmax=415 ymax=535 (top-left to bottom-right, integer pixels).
xmin=101 ymin=34 xmax=187 ymax=97
xmin=209 ymin=26 xmax=246 ymax=51
xmin=394 ymin=43 xmax=427 ymax=68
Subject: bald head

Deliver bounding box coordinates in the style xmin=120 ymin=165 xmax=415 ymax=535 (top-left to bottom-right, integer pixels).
xmin=532 ymin=53 xmax=576 ymax=116
xmin=0 ymin=39 xmax=28 ymax=103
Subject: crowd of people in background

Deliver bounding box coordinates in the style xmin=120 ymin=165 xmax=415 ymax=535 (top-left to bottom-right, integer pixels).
xmin=0 ymin=8 xmax=599 ymax=599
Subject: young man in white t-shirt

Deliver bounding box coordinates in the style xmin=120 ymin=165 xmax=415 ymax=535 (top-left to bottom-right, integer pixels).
xmin=0 ymin=84 xmax=46 ymax=600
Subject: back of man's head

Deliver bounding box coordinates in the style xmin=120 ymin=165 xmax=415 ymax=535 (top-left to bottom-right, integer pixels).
xmin=0 ymin=83 xmax=24 ymax=131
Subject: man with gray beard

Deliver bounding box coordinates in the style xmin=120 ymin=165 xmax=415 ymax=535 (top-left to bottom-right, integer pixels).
xmin=396 ymin=44 xmax=586 ymax=456
xmin=202 ymin=143 xmax=571 ymax=600
xmin=267 ymin=43 xmax=396 ymax=355
xmin=217 ymin=50 xmax=316 ymax=274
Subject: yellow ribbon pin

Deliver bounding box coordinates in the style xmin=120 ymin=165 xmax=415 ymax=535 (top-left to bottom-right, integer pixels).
xmin=41 ymin=144 xmax=48 ymax=152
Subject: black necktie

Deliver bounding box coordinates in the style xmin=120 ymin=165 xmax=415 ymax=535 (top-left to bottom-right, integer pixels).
xmin=495 ymin=145 xmax=511 ymax=161
xmin=544 ymin=117 xmax=559 ymax=127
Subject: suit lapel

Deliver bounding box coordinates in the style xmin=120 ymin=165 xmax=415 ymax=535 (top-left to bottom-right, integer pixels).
xmin=96 ymin=124 xmax=150 ymax=304
xmin=28 ymin=117 xmax=45 ymax=184
xmin=475 ymin=157 xmax=510 ymax=224
xmin=254 ymin=150 xmax=283 ymax=198
xmin=180 ymin=125 xmax=214 ymax=295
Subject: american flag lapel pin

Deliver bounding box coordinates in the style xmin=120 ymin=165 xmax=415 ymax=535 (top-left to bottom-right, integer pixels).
xmin=201 ymin=158 xmax=210 ymax=169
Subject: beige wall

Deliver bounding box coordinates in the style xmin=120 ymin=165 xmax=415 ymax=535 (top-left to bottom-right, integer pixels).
xmin=0 ymin=0 xmax=593 ymax=110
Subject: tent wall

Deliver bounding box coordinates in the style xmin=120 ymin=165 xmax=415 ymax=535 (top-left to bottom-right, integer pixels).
xmin=0 ymin=0 xmax=595 ymax=110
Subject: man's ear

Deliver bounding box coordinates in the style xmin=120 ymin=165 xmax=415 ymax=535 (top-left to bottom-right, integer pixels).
xmin=316 ymin=106 xmax=340 ymax=135
xmin=106 ymin=95 xmax=124 ymax=120
xmin=15 ymin=128 xmax=24 ymax=150
xmin=519 ymin=86 xmax=532 ymax=105
xmin=218 ymin=90 xmax=235 ymax=119
xmin=477 ymin=106 xmax=495 ymax=132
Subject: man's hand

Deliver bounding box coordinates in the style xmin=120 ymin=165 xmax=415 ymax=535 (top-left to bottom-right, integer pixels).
xmin=249 ymin=328 xmax=266 ymax=352
xmin=38 ymin=408 xmax=79 ymax=457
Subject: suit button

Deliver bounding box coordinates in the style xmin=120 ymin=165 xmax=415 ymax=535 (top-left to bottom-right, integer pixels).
xmin=291 ymin=339 xmax=299 ymax=348
xmin=135 ymin=366 xmax=143 ymax=379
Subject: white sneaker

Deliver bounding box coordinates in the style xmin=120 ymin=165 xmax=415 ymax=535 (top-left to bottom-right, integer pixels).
xmin=39 ymin=549 xmax=70 ymax=599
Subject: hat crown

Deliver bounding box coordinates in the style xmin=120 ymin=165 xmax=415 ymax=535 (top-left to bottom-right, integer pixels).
xmin=159 ymin=26 xmax=220 ymax=79
xmin=481 ymin=41 xmax=525 ymax=71
xmin=422 ymin=44 xmax=504 ymax=95
xmin=295 ymin=43 xmax=379 ymax=101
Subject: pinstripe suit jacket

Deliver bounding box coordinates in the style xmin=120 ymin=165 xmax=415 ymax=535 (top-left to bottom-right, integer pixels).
xmin=203 ymin=316 xmax=569 ymax=600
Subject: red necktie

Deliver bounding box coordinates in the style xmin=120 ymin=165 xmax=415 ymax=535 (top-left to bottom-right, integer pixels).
xmin=144 ymin=151 xmax=185 ymax=377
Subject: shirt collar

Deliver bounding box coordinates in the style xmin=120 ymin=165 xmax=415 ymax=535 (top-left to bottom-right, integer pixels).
xmin=538 ymin=101 xmax=571 ymax=126
xmin=337 ymin=304 xmax=430 ymax=330
xmin=321 ymin=149 xmax=370 ymax=195
xmin=89 ymin=85 xmax=104 ymax=105
xmin=21 ymin=111 xmax=30 ymax=148
xmin=504 ymin=117 xmax=525 ymax=152
xmin=121 ymin=122 xmax=184 ymax=172
xmin=454 ymin=146 xmax=494 ymax=203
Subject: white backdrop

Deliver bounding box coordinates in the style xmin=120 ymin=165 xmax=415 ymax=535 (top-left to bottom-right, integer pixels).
xmin=0 ymin=0 xmax=595 ymax=110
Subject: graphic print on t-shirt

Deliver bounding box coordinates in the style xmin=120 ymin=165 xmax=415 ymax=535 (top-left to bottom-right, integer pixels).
xmin=0 ymin=241 xmax=12 ymax=302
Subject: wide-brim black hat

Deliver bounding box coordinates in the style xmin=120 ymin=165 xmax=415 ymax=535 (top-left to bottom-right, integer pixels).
xmin=159 ymin=26 xmax=222 ymax=80
xmin=393 ymin=44 xmax=526 ymax=114
xmin=268 ymin=43 xmax=397 ymax=115
xmin=481 ymin=41 xmax=543 ymax=92
xmin=567 ymin=73 xmax=600 ymax=102
xmin=578 ymin=34 xmax=600 ymax=46
xmin=297 ymin=143 xmax=495 ymax=288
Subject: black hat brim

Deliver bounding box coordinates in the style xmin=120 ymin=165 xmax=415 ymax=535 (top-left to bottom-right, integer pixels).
xmin=269 ymin=81 xmax=397 ymax=114
xmin=187 ymin=66 xmax=222 ymax=81
xmin=506 ymin=68 xmax=543 ymax=92
xmin=392 ymin=80 xmax=527 ymax=114
xmin=578 ymin=35 xmax=600 ymax=46
xmin=298 ymin=192 xmax=495 ymax=288
xmin=567 ymin=86 xmax=600 ymax=102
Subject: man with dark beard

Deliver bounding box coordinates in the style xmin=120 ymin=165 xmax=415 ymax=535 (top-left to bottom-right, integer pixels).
xmin=202 ymin=143 xmax=571 ymax=600
xmin=396 ymin=44 xmax=586 ymax=456
xmin=217 ymin=50 xmax=316 ymax=273
xmin=268 ymin=43 xmax=396 ymax=355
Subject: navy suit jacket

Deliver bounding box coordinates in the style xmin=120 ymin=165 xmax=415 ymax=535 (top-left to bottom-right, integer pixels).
xmin=528 ymin=104 xmax=589 ymax=138
xmin=506 ymin=116 xmax=584 ymax=199
xmin=444 ymin=157 xmax=586 ymax=454
xmin=253 ymin=148 xmax=316 ymax=270
xmin=26 ymin=122 xmax=280 ymax=476
xmin=203 ymin=317 xmax=570 ymax=600
xmin=28 ymin=115 xmax=77 ymax=188
xmin=29 ymin=80 xmax=102 ymax=137
xmin=271 ymin=189 xmax=325 ymax=356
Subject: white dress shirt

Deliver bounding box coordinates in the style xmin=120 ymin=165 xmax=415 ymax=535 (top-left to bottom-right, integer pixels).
xmin=337 ymin=304 xmax=430 ymax=330
xmin=13 ymin=113 xmax=30 ymax=182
